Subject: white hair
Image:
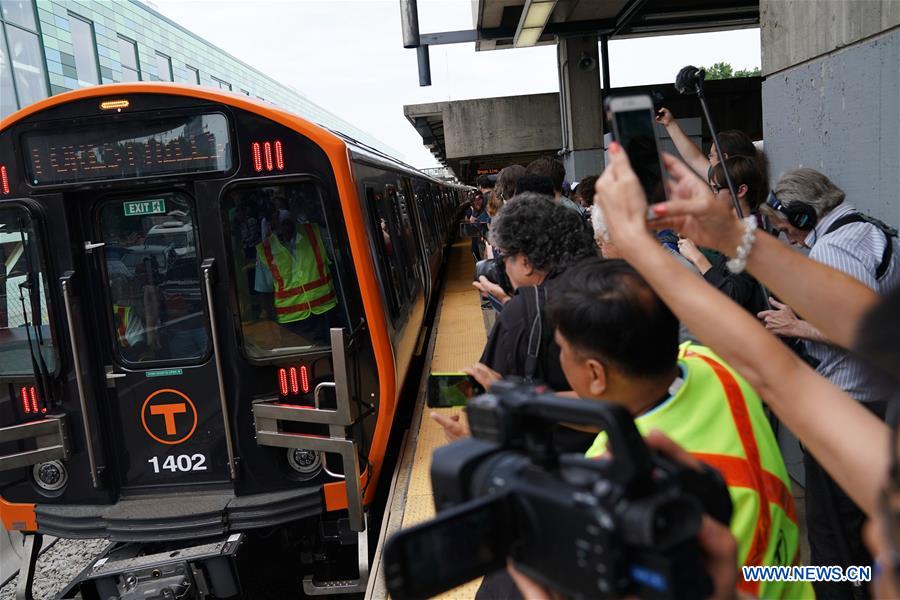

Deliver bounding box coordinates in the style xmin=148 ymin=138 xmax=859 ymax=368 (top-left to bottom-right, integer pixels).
xmin=590 ymin=204 xmax=609 ymax=244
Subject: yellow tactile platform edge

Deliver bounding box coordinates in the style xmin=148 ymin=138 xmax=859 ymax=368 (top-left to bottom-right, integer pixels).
xmin=399 ymin=239 xmax=487 ymax=599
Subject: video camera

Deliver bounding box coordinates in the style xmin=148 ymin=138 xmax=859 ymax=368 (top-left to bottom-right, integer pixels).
xmin=383 ymin=381 xmax=733 ymax=600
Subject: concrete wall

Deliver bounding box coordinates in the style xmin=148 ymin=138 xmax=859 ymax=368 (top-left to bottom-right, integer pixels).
xmin=443 ymin=93 xmax=562 ymax=158
xmin=762 ymin=27 xmax=900 ymax=227
xmin=761 ymin=0 xmax=900 ymax=76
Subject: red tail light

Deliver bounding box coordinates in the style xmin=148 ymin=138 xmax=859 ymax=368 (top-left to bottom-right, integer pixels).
xmin=251 ymin=142 xmax=263 ymax=173
xmin=263 ymin=142 xmax=273 ymax=172
xmin=278 ymin=368 xmax=289 ymax=397
xmin=289 ymin=367 xmax=299 ymax=395
xmin=274 ymin=141 xmax=284 ymax=170
xmin=19 ymin=385 xmax=45 ymax=416
xmin=251 ymin=140 xmax=284 ymax=173
xmin=278 ymin=363 xmax=311 ymax=398
xmin=299 ymin=364 xmax=310 ymax=394
xmin=0 ymin=165 xmax=9 ymax=195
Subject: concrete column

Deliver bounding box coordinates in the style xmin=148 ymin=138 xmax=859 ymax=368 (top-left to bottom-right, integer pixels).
xmin=557 ymin=35 xmax=604 ymax=183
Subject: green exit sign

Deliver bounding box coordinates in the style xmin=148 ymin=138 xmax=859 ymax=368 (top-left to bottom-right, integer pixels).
xmin=123 ymin=199 xmax=166 ymax=217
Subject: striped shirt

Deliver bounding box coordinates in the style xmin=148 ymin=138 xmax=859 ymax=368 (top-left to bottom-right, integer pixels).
xmin=803 ymin=202 xmax=900 ymax=403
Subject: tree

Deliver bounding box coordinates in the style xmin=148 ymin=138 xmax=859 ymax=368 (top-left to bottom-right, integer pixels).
xmin=704 ymin=62 xmax=761 ymax=80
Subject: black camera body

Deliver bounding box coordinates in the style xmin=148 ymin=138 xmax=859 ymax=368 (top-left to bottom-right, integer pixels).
xmin=474 ymin=257 xmax=512 ymax=295
xmin=384 ymin=381 xmax=733 ymax=600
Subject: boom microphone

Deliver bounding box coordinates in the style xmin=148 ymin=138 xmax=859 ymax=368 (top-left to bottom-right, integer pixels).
xmin=675 ymin=65 xmax=705 ymax=96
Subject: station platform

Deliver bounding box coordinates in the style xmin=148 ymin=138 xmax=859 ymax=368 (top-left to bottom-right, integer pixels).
xmin=367 ymin=238 xmax=487 ymax=599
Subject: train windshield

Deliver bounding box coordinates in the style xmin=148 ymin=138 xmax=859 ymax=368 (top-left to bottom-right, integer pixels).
xmin=0 ymin=207 xmax=58 ymax=376
xmin=224 ymin=181 xmax=346 ymax=359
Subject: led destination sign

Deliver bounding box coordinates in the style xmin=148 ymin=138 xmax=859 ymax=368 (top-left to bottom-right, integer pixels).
xmin=23 ymin=113 xmax=232 ymax=185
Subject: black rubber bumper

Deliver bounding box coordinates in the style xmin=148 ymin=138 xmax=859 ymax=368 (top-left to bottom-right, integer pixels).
xmin=35 ymin=486 xmax=324 ymax=542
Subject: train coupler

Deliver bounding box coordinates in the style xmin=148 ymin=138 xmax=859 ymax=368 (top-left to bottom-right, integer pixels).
xmin=59 ymin=533 xmax=245 ymax=600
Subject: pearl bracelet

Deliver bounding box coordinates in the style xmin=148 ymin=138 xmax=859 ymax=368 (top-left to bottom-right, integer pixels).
xmin=726 ymin=217 xmax=758 ymax=274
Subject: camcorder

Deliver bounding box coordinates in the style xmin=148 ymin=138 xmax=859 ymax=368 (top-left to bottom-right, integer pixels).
xmin=474 ymin=256 xmax=513 ymax=296
xmin=383 ymin=380 xmax=733 ymax=600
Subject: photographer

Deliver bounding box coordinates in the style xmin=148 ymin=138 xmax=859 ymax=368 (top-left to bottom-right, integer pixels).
xmin=547 ymin=257 xmax=810 ymax=599
xmin=491 ymin=164 xmax=525 ymax=211
xmin=677 ymin=155 xmax=770 ymax=315
xmin=594 ymin=144 xmax=900 ymax=598
xmin=755 ymin=168 xmax=898 ymax=599
xmin=655 ymin=108 xmax=764 ymax=181
xmin=433 ymin=193 xmax=595 ymax=443
xmin=478 ymin=194 xmax=595 ymax=389
xmin=465 ymin=192 xmax=491 ymax=262
xmin=525 ymin=157 xmax=583 ymax=213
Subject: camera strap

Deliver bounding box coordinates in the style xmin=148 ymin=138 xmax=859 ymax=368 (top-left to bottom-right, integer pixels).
xmin=523 ymin=285 xmax=546 ymax=383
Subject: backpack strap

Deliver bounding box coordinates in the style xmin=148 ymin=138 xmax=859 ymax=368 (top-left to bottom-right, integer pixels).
xmin=523 ymin=285 xmax=546 ymax=383
xmin=825 ymin=213 xmax=897 ymax=280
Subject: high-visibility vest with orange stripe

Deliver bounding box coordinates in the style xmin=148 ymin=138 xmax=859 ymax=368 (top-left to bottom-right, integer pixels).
xmin=586 ymin=342 xmax=813 ymax=599
xmin=256 ymin=224 xmax=337 ymax=324
xmin=113 ymin=304 xmax=132 ymax=348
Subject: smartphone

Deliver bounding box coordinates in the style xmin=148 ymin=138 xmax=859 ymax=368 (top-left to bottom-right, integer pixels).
xmin=459 ymin=221 xmax=486 ymax=238
xmin=607 ymin=94 xmax=669 ymax=205
xmin=427 ymin=373 xmax=484 ymax=408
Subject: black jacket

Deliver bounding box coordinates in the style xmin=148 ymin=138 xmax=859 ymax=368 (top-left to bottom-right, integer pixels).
xmin=703 ymin=253 xmax=769 ymax=316
xmin=479 ymin=281 xmax=569 ymax=392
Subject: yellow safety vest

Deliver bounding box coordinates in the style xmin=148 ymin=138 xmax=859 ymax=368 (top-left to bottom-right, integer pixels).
xmin=113 ymin=304 xmax=132 ymax=348
xmin=586 ymin=343 xmax=813 ymax=599
xmin=257 ymin=224 xmax=337 ymax=324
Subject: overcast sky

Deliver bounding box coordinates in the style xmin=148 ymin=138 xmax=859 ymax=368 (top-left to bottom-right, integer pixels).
xmin=151 ymin=0 xmax=761 ymax=169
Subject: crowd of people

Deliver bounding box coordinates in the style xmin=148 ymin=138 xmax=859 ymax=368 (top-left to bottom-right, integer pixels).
xmin=435 ymin=107 xmax=900 ymax=599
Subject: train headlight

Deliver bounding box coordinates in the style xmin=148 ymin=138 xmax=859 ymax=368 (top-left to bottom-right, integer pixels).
xmin=34 ymin=460 xmax=68 ymax=491
xmin=287 ymin=448 xmax=322 ymax=475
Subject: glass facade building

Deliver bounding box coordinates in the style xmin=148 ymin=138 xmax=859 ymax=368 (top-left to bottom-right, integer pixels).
xmin=0 ymin=0 xmax=394 ymax=155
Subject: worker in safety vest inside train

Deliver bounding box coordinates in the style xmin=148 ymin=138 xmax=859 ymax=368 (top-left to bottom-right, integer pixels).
xmin=546 ymin=258 xmax=813 ymax=599
xmin=254 ymin=207 xmax=337 ymax=347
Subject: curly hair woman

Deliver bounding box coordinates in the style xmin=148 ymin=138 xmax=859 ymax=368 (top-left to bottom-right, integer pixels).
xmin=436 ymin=192 xmax=598 ymax=599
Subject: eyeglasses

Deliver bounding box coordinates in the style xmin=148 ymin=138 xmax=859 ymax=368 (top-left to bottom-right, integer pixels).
xmin=710 ymin=182 xmax=724 ymax=194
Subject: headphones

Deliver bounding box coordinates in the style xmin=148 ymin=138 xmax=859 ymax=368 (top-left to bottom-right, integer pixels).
xmin=765 ymin=191 xmax=818 ymax=231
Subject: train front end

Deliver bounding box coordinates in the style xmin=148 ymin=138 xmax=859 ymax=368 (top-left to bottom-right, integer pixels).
xmin=0 ymin=84 xmax=394 ymax=595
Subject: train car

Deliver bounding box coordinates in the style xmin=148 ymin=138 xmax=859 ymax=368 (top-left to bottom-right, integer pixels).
xmin=0 ymin=83 xmax=468 ymax=597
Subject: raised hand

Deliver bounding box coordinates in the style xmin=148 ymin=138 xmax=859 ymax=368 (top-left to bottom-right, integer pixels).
xmin=649 ymin=153 xmax=745 ymax=255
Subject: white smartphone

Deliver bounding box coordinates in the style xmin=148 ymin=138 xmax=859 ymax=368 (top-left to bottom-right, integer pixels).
xmin=606 ymin=94 xmax=669 ymax=205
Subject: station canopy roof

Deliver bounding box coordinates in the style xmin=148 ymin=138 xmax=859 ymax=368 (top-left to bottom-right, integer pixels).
xmin=409 ymin=0 xmax=759 ymax=173
xmin=469 ymin=0 xmax=759 ymax=51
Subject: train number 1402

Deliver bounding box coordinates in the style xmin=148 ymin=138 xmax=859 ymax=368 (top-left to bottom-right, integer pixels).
xmin=148 ymin=454 xmax=207 ymax=474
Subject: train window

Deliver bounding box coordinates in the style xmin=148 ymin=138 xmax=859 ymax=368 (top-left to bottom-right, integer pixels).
xmin=98 ymin=193 xmax=209 ymax=364
xmin=365 ymin=184 xmax=404 ymax=318
xmin=387 ymin=182 xmax=419 ymax=293
xmin=224 ymin=181 xmax=347 ymax=359
xmin=0 ymin=206 xmax=58 ymax=376
xmin=412 ymin=184 xmax=433 ymax=254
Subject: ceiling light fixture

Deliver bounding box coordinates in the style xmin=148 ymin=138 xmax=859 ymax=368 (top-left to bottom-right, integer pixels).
xmin=514 ymin=0 xmax=558 ymax=48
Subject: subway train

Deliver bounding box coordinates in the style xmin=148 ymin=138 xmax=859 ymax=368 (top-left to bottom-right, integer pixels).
xmin=0 ymin=82 xmax=469 ymax=597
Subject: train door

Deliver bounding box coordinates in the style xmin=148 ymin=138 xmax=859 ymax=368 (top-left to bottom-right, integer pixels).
xmin=78 ymin=191 xmax=229 ymax=490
